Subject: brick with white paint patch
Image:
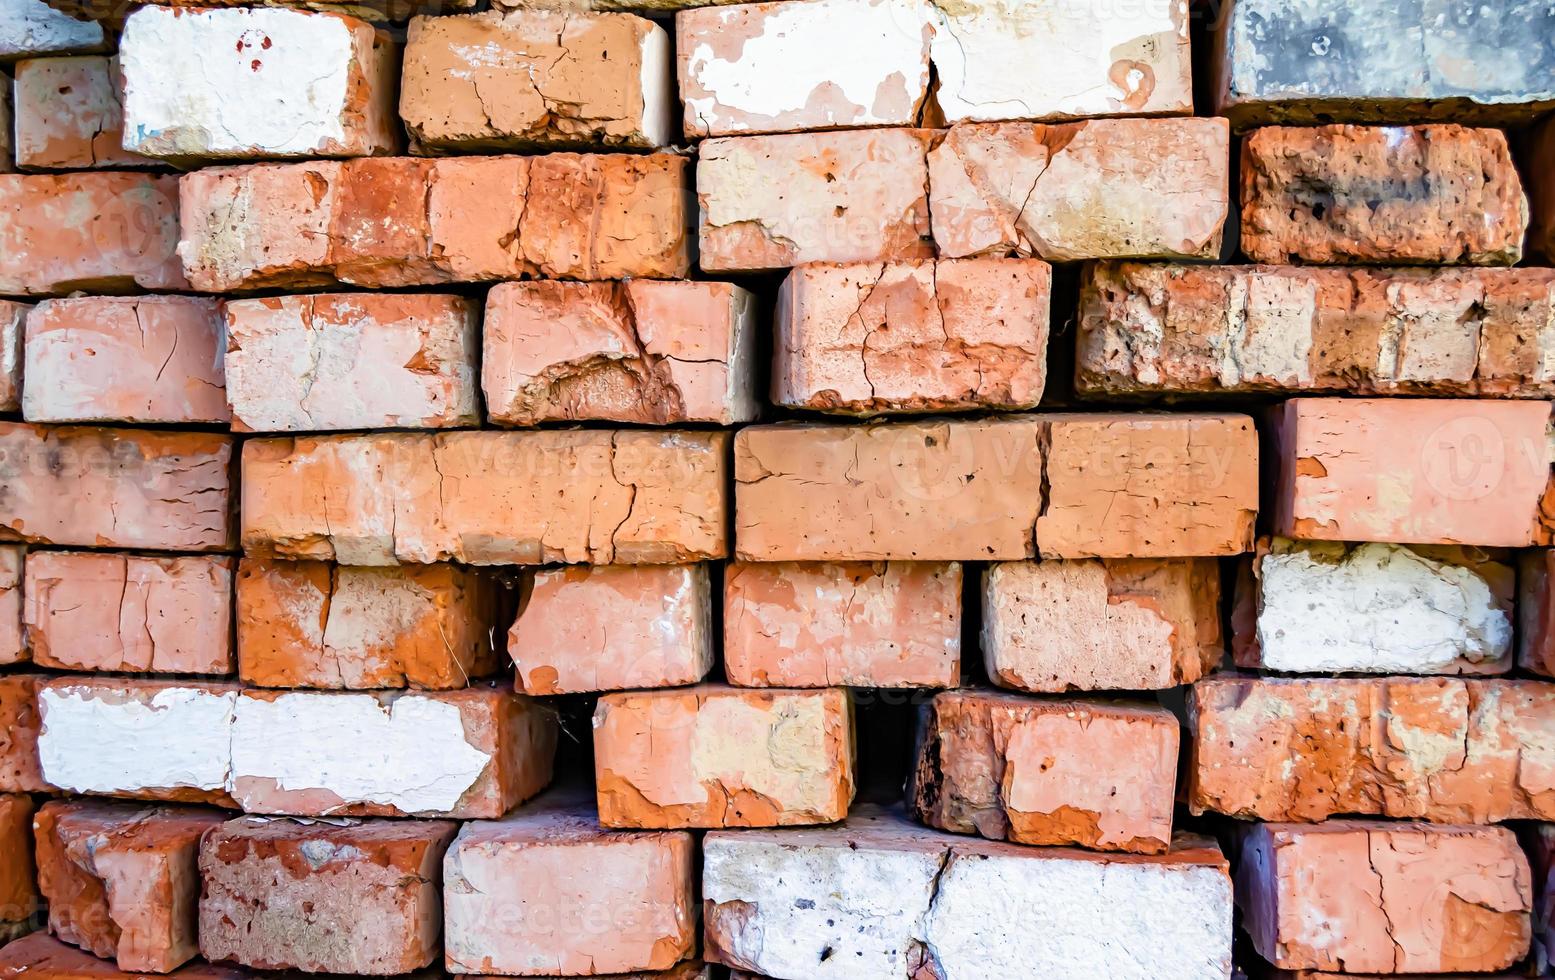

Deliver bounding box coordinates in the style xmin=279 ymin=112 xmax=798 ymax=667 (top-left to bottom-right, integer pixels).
xmin=723 ymin=561 xmax=960 ymax=688
xmin=983 ymin=557 xmax=1222 ymax=693
xmin=703 ymin=806 xmax=1233 ymax=980
xmin=483 ymin=280 xmax=758 ymax=426
xmin=24 ymin=296 xmax=228 ymax=424
xmin=237 ymin=558 xmax=500 ymax=690
xmin=510 ymin=564 xmax=713 ymax=695
xmin=24 ymin=551 xmax=234 ymax=675
xmin=594 ymin=685 xmax=853 ymax=828
xmin=443 ymin=790 xmax=696 ymax=976
xmin=199 ymin=816 xmax=457 ymax=975
xmin=12 ymin=55 xmax=140 ymax=169
xmin=0 ymin=0 xmax=105 ymax=61
xmin=1235 ymin=821 xmax=1531 ymax=974
xmin=0 ymin=301 xmax=23 ymax=411
xmin=223 ymin=293 xmax=479 ymax=432
xmin=119 ymin=6 xmax=397 ymax=161
xmin=1234 ymin=539 xmax=1513 ymax=675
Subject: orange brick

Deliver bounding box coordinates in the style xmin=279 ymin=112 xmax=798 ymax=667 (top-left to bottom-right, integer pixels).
xmin=0 ymin=172 xmax=186 ymax=295
xmin=510 ymin=564 xmax=713 ymax=695
xmin=1531 ymin=114 xmax=1555 ymax=262
xmin=24 ymin=551 xmax=234 ymax=675
xmin=594 ymin=685 xmax=854 ymax=828
xmin=0 ymin=423 xmax=235 ymax=552
xmin=12 ymin=55 xmax=139 ymax=169
xmin=178 ymin=154 xmax=691 ymax=291
xmin=0 ymin=545 xmax=20 ymax=665
xmin=0 ymin=933 xmax=245 ymax=980
xmin=723 ymin=561 xmax=960 ymax=688
xmin=1272 ymin=398 xmax=1552 ymax=547
xmin=0 ymin=301 xmax=23 ymax=412
xmin=909 ymin=690 xmax=1178 ymax=853
xmin=241 ymin=430 xmax=727 ymax=566
xmin=0 ymin=794 xmax=36 ymax=933
xmin=237 ymin=558 xmax=499 ymax=690
xmin=0 ymin=673 xmax=44 ymax=793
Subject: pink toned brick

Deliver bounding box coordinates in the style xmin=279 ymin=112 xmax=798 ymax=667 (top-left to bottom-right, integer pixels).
xmin=12 ymin=55 xmax=138 ymax=169
xmin=0 ymin=546 xmax=19 ymax=665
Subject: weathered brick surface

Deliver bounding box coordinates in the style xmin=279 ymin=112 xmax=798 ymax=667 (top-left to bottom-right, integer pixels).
xmin=983 ymin=557 xmax=1221 ymax=693
xmin=444 ymin=792 xmax=696 ymax=976
xmin=0 ymin=423 xmax=234 ymax=552
xmin=1236 ymin=821 xmax=1531 ymax=974
xmin=403 ymin=9 xmax=674 ymax=150
xmin=1235 ymin=539 xmax=1514 ymax=675
xmin=929 ymin=118 xmax=1229 ymax=260
xmin=241 ymin=430 xmax=727 ymax=565
xmin=0 ymin=794 xmax=35 ymax=931
xmin=1520 ymin=549 xmax=1555 ymax=678
xmin=1077 ymin=263 xmax=1555 ymax=398
xmin=223 ymin=293 xmax=479 ymax=432
xmin=594 ymin=685 xmax=853 ymax=828
xmin=0 ymin=301 xmax=23 ymax=411
xmin=703 ymin=807 xmax=1233 ymax=979
xmin=24 ymin=296 xmax=228 ymax=424
xmin=697 ymin=128 xmax=933 ymax=271
xmin=1 ymin=673 xmax=48 ymax=793
xmin=1241 ymin=125 xmax=1528 ymax=266
xmin=0 ymin=172 xmax=185 ymax=294
xmin=0 ymin=933 xmax=250 ymax=979
xmin=483 ymin=280 xmax=757 ymax=426
xmin=199 ymin=816 xmax=457 ymax=974
xmin=12 ymin=55 xmax=138 ymax=169
xmin=0 ymin=0 xmax=106 ymax=61
xmin=35 ymin=800 xmax=225 ymax=973
xmin=24 ymin=551 xmax=235 ymax=675
xmin=179 ymin=154 xmax=691 ymax=291
xmin=236 ymin=558 xmax=499 ymax=690
xmin=1271 ymin=398 xmax=1553 ymax=547
xmin=119 ymin=6 xmax=397 ymax=161
xmin=510 ymin=564 xmax=713 ymax=695
xmin=0 ymin=545 xmax=20 ymax=665
xmin=1189 ymin=676 xmax=1555 ymax=822
xmin=909 ymin=690 xmax=1178 ymax=853
xmin=1531 ymin=114 xmax=1555 ymax=263
xmin=723 ymin=560 xmax=960 ymax=688
xmin=773 ymin=258 xmax=1050 ymax=415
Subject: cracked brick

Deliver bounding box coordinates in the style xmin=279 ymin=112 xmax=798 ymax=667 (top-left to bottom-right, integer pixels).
xmin=12 ymin=55 xmax=139 ymax=169
xmin=0 ymin=545 xmax=20 ymax=666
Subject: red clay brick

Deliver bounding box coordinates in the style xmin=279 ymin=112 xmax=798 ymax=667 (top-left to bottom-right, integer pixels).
xmin=12 ymin=55 xmax=138 ymax=169
xmin=0 ymin=545 xmax=20 ymax=665
xmin=0 ymin=423 xmax=235 ymax=552
xmin=723 ymin=560 xmax=960 ymax=688
xmin=0 ymin=794 xmax=36 ymax=934
xmin=1520 ymin=550 xmax=1555 ymax=678
xmin=0 ymin=301 xmax=23 ymax=412
xmin=24 ymin=551 xmax=234 ymax=675
xmin=1531 ymin=114 xmax=1555 ymax=262
xmin=0 ymin=932 xmax=249 ymax=980
xmin=0 ymin=673 xmax=44 ymax=793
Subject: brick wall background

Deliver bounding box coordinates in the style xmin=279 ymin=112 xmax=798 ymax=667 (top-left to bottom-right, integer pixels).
xmin=0 ymin=0 xmax=1554 ymax=977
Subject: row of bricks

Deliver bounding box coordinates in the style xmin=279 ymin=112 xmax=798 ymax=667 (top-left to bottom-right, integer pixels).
xmin=1 ymin=119 xmax=1549 ymax=295
xmin=2 ymin=675 xmax=1555 ymax=830
xmin=0 ymin=793 xmax=1551 ymax=977
xmin=12 ymin=260 xmax=1555 ymax=429
xmin=3 ymin=400 xmax=1552 ymax=559
xmin=3 ymin=540 xmax=1555 ymax=687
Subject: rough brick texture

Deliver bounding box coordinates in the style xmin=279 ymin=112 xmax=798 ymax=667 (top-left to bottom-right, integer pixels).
xmin=0 ymin=546 xmax=21 ymax=665
xmin=12 ymin=55 xmax=137 ymax=169
xmin=0 ymin=674 xmax=44 ymax=793
xmin=0 ymin=933 xmax=248 ymax=980
xmin=0 ymin=794 xmax=36 ymax=932
xmin=0 ymin=302 xmax=23 ymax=412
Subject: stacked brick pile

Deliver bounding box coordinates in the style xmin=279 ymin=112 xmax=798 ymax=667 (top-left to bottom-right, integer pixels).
xmin=0 ymin=0 xmax=1553 ymax=977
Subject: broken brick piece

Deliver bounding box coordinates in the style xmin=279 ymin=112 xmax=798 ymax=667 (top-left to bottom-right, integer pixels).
xmin=403 ymin=9 xmax=674 ymax=150
xmin=1236 ymin=821 xmax=1531 ymax=974
xmin=222 ymin=292 xmax=479 ymax=432
xmin=697 ymin=128 xmax=933 ymax=271
xmin=1037 ymin=413 xmax=1258 ymax=558
xmin=0 ymin=301 xmax=23 ymax=411
xmin=23 ymin=296 xmax=228 ymax=424
xmin=1077 ymin=263 xmax=1555 ymax=398
xmin=703 ymin=806 xmax=1233 ymax=979
xmin=0 ymin=423 xmax=234 ymax=552
xmin=0 ymin=673 xmax=44 ymax=793
xmin=241 ymin=430 xmax=727 ymax=565
xmin=12 ymin=55 xmax=139 ymax=169
xmin=35 ymin=800 xmax=226 ymax=973
xmin=733 ymin=419 xmax=1044 ymax=561
xmin=24 ymin=551 xmax=235 ymax=675
xmin=983 ymin=558 xmax=1222 ymax=693
xmin=178 ymin=154 xmax=690 ymax=291
xmin=1235 ymin=539 xmax=1513 ymax=675
xmin=774 ymin=258 xmax=1050 ymax=415
xmin=237 ymin=558 xmax=499 ymax=690
xmin=723 ymin=561 xmax=960 ymax=688
xmin=0 ymin=794 xmax=36 ymax=931
xmin=1272 ymin=397 xmax=1552 ymax=547
xmin=1241 ymin=125 xmax=1528 ymax=265
xmin=119 ymin=6 xmax=397 ymax=161
xmin=0 ymin=933 xmax=245 ymax=980
xmin=510 ymin=564 xmax=713 ymax=695
xmin=0 ymin=172 xmax=186 ymax=295
xmin=443 ymin=791 xmax=695 ymax=976
xmin=909 ymin=690 xmax=1178 ymax=853
xmin=199 ymin=816 xmax=457 ymax=975
xmin=483 ymin=280 xmax=758 ymax=426
xmin=0 ymin=545 xmax=20 ymax=665
xmin=929 ymin=118 xmax=1228 ymax=261
xmin=594 ymin=685 xmax=853 ymax=828
xmin=1188 ymin=675 xmax=1555 ymax=822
